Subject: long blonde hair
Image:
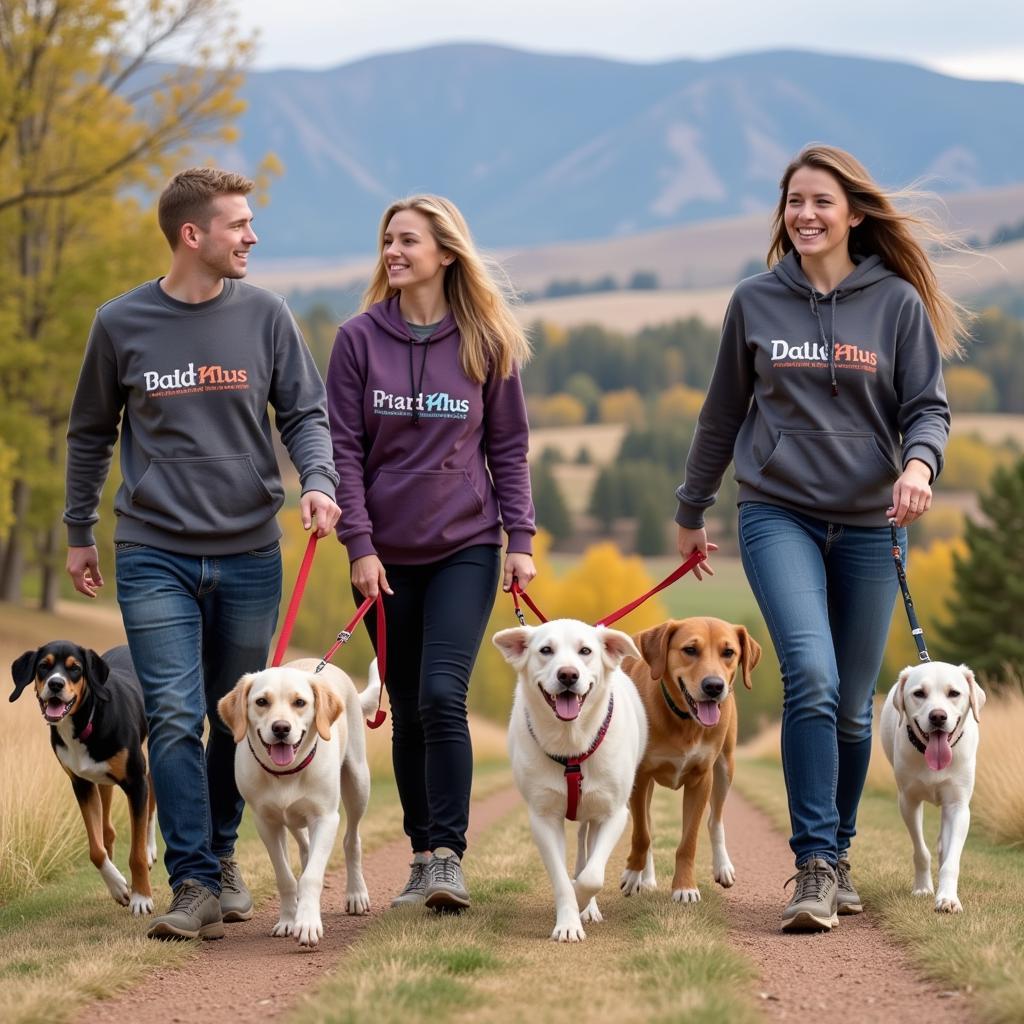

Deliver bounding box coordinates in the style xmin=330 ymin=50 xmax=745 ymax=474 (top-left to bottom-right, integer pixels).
xmin=361 ymin=195 xmax=531 ymax=382
xmin=767 ymin=144 xmax=970 ymax=358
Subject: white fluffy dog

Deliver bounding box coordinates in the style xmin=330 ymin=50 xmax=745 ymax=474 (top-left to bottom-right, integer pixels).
xmin=493 ymin=619 xmax=648 ymax=942
xmin=218 ymin=659 xmax=380 ymax=946
xmin=879 ymin=661 xmax=986 ymax=913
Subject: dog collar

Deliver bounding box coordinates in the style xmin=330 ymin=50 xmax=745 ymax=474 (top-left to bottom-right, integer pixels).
xmin=247 ymin=736 xmax=318 ymax=776
xmin=524 ymin=695 xmax=615 ymax=821
xmin=660 ymin=679 xmax=692 ymax=720
xmin=906 ymin=719 xmax=963 ymax=756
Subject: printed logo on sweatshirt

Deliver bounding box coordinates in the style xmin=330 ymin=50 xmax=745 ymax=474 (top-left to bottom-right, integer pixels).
xmin=769 ymin=339 xmax=878 ymax=373
xmin=372 ymin=389 xmax=469 ymax=420
xmin=142 ymin=361 xmax=250 ymax=397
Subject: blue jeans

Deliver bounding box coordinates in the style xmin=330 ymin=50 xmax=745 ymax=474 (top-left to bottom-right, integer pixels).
xmin=115 ymin=542 xmax=281 ymax=893
xmin=738 ymin=503 xmax=904 ymax=867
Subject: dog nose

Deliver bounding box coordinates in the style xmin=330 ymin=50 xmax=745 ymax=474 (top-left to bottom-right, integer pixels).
xmin=701 ymin=676 xmax=725 ymax=699
xmin=928 ymin=709 xmax=948 ymax=726
xmin=271 ymin=720 xmax=292 ymax=739
xmin=48 ymin=678 xmax=64 ymax=693
xmin=556 ymin=667 xmax=579 ymax=686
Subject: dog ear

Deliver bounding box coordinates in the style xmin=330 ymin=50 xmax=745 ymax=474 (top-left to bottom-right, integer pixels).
xmin=893 ymin=667 xmax=913 ymax=725
xmin=83 ymin=648 xmax=112 ymax=702
xmin=492 ymin=627 xmax=532 ymax=669
xmin=636 ymin=622 xmax=672 ymax=681
xmin=217 ymin=676 xmax=254 ymax=744
xmin=10 ymin=650 xmax=39 ymax=702
xmin=734 ymin=626 xmax=762 ymax=690
xmin=311 ymin=680 xmax=344 ymax=740
xmin=962 ymin=664 xmax=986 ymax=721
xmin=597 ymin=626 xmax=641 ymax=669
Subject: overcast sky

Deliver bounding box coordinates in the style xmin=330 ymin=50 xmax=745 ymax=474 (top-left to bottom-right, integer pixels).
xmin=233 ymin=0 xmax=1024 ymax=83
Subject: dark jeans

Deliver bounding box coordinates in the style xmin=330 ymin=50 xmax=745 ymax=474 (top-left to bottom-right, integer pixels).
xmin=738 ymin=503 xmax=904 ymax=867
xmin=357 ymin=543 xmax=500 ymax=859
xmin=115 ymin=541 xmax=281 ymax=893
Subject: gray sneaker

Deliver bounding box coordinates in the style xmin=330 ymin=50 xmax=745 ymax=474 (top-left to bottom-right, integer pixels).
xmin=423 ymin=847 xmax=470 ymax=912
xmin=219 ymin=857 xmax=254 ymax=922
xmin=391 ymin=852 xmax=431 ymax=907
xmin=781 ymin=858 xmax=838 ymax=933
xmin=147 ymin=880 xmax=225 ymax=940
xmin=836 ymin=857 xmax=863 ymax=915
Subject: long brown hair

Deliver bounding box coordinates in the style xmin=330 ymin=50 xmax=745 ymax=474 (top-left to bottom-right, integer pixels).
xmin=361 ymin=195 xmax=531 ymax=382
xmin=767 ymin=144 xmax=970 ymax=358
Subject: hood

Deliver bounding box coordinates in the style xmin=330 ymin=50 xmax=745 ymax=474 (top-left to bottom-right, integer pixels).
xmin=365 ymin=294 xmax=460 ymax=345
xmin=772 ymin=251 xmax=895 ymax=300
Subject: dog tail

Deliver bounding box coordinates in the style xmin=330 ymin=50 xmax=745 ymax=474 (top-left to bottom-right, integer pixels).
xmin=360 ymin=659 xmax=383 ymax=717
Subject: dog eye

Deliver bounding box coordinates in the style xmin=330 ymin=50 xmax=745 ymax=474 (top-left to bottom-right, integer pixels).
xmin=682 ymin=646 xmax=698 ymax=656
xmin=255 ymin=697 xmax=269 ymax=707
xmin=539 ymin=645 xmax=553 ymax=655
xmin=912 ymin=689 xmax=926 ymax=698
xmin=722 ymin=648 xmax=735 ymax=658
xmin=294 ymin=699 xmax=307 ymax=707
xmin=578 ymin=646 xmax=591 ymax=656
xmin=947 ymin=689 xmax=960 ymax=698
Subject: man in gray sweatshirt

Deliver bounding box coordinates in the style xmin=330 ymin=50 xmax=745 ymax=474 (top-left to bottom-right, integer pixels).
xmin=64 ymin=168 xmax=341 ymax=940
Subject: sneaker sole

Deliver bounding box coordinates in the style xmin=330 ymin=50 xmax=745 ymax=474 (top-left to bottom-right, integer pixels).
xmin=781 ymin=908 xmax=838 ymax=932
xmin=424 ymin=889 xmax=471 ymax=912
xmin=222 ymin=906 xmax=254 ymax=923
xmin=147 ymin=920 xmax=226 ymax=941
xmin=838 ymin=901 xmax=863 ymax=915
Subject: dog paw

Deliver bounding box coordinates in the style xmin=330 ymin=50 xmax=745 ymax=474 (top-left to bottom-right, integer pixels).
xmin=129 ymin=891 xmax=154 ymax=916
xmin=100 ymin=861 xmax=130 ymax=905
xmin=345 ymin=889 xmax=371 ymax=915
xmin=271 ymin=919 xmax=295 ymax=937
xmin=912 ymin=884 xmax=935 ymax=897
xmin=551 ymin=918 xmax=586 ymax=942
xmin=580 ymin=899 xmax=603 ymax=924
xmin=294 ymin=914 xmax=323 ymax=947
xmin=146 ymin=844 xmax=158 ymax=868
xmin=619 ymin=868 xmax=646 ymax=896
xmin=672 ymin=887 xmax=701 ymax=904
xmin=713 ymin=861 xmax=736 ymax=888
xmin=935 ymin=894 xmax=963 ymax=913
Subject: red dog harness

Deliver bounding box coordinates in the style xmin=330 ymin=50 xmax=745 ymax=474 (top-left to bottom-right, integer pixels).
xmin=524 ymin=695 xmax=615 ymax=821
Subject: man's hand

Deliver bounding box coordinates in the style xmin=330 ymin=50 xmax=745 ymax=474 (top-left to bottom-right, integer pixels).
xmin=67 ymin=546 xmax=104 ymax=598
xmin=301 ymin=490 xmax=342 ymax=538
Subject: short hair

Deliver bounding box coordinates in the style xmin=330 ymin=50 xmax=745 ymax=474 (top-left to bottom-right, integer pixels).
xmin=157 ymin=167 xmax=254 ymax=249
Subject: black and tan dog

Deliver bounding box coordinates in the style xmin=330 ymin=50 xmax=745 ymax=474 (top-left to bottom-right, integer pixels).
xmin=10 ymin=641 xmax=157 ymax=915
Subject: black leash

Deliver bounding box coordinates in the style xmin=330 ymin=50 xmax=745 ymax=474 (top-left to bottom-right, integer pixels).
xmin=889 ymin=518 xmax=930 ymax=663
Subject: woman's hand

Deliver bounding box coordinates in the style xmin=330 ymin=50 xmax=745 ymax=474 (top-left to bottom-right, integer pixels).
xmin=503 ymin=552 xmax=536 ymax=593
xmin=888 ymin=459 xmax=933 ymax=527
xmin=351 ymin=554 xmax=392 ymax=599
xmin=677 ymin=526 xmax=718 ymax=581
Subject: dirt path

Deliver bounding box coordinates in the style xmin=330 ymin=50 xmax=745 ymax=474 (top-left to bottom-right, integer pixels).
xmin=721 ymin=792 xmax=974 ymax=1022
xmin=79 ymin=786 xmax=521 ymax=1024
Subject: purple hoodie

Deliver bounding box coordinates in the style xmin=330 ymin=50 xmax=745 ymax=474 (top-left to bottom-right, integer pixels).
xmin=326 ymin=295 xmax=535 ymax=564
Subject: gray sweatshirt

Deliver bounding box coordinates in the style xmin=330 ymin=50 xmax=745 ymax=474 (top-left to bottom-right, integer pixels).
xmin=65 ymin=279 xmax=339 ymax=555
xmin=675 ymin=252 xmax=950 ymax=529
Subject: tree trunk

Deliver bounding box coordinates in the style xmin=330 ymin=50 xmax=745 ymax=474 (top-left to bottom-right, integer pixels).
xmin=40 ymin=518 xmax=63 ymax=612
xmin=0 ymin=478 xmax=29 ymax=602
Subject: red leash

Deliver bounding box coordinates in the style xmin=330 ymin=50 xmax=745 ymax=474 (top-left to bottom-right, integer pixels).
xmin=270 ymin=533 xmax=389 ymax=728
xmin=509 ymin=550 xmax=706 ymax=628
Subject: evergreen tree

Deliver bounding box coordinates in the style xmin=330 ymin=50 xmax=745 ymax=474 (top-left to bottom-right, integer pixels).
xmin=933 ymin=456 xmax=1024 ymax=683
xmin=635 ymin=496 xmax=669 ymax=556
xmin=530 ymin=462 xmax=572 ymax=546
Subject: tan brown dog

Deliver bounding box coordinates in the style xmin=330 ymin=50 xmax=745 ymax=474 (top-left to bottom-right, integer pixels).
xmin=619 ymin=617 xmax=760 ymax=903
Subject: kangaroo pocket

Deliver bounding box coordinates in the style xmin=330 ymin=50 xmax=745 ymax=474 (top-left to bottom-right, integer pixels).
xmin=756 ymin=430 xmax=899 ymax=514
xmin=366 ymin=469 xmax=487 ymax=553
xmin=130 ymin=455 xmax=279 ymax=537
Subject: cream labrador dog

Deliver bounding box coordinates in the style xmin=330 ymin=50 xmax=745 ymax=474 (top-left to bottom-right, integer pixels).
xmin=494 ymin=619 xmax=648 ymax=942
xmin=879 ymin=661 xmax=985 ymax=913
xmin=218 ymin=659 xmax=380 ymax=946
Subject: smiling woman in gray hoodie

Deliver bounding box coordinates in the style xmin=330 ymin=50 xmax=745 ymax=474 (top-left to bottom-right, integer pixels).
xmin=674 ymin=145 xmax=966 ymax=933
xmin=327 ymin=195 xmax=535 ymax=913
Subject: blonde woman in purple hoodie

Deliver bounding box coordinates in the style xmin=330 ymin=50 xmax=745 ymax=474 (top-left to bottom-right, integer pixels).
xmin=327 ymin=195 xmax=536 ymax=912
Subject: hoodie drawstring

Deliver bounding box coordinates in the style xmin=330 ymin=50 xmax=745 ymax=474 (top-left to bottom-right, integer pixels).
xmin=408 ymin=338 xmax=430 ymax=425
xmin=809 ymin=292 xmax=839 ymax=397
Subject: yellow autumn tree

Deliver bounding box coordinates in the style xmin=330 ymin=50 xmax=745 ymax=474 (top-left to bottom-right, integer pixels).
xmin=598 ymin=389 xmax=646 ymax=426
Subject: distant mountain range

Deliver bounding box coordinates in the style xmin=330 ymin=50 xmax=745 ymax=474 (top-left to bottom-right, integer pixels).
xmin=212 ymin=45 xmax=1024 ymax=262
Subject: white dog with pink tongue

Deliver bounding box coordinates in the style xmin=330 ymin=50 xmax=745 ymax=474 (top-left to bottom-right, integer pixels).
xmin=494 ymin=618 xmax=648 ymax=942
xmin=879 ymin=661 xmax=985 ymax=913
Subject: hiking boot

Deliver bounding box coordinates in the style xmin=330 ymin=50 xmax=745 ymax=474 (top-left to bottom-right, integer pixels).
xmin=423 ymin=847 xmax=470 ymax=912
xmin=391 ymin=852 xmax=431 ymax=908
xmin=147 ymin=880 xmax=225 ymax=940
xmin=836 ymin=856 xmax=863 ymax=915
xmin=781 ymin=858 xmax=838 ymax=933
xmin=219 ymin=857 xmax=254 ymax=922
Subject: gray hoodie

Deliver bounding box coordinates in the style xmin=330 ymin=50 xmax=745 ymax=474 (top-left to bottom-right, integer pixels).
xmin=675 ymin=252 xmax=950 ymax=529
xmin=65 ymin=279 xmax=338 ymax=555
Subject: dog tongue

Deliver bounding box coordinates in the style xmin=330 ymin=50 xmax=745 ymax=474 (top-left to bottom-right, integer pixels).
xmin=926 ymin=732 xmax=953 ymax=771
xmin=696 ymin=701 xmax=720 ymax=727
xmin=45 ymin=698 xmax=65 ymax=721
xmin=555 ymin=692 xmax=581 ymax=721
xmin=270 ymin=743 xmax=296 ymax=767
